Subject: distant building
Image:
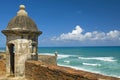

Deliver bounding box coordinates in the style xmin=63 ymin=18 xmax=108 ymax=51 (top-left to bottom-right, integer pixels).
xmin=2 ymin=5 xmax=42 ymax=77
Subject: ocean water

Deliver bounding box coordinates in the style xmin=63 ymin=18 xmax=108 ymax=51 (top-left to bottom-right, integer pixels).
xmin=0 ymin=46 xmax=120 ymax=78
xmin=38 ymin=46 xmax=120 ymax=78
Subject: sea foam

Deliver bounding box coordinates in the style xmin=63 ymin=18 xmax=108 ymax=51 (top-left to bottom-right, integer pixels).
xmin=38 ymin=53 xmax=55 ymax=55
xmin=64 ymin=60 xmax=70 ymax=64
xmin=57 ymin=54 xmax=71 ymax=59
xmin=82 ymin=62 xmax=101 ymax=66
xmin=0 ymin=50 xmax=5 ymax=52
xmin=39 ymin=53 xmax=72 ymax=59
xmin=78 ymin=57 xmax=117 ymax=62
xmin=58 ymin=64 xmax=120 ymax=78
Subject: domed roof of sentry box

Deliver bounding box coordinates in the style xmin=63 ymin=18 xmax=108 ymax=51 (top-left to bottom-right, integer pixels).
xmin=2 ymin=5 xmax=42 ymax=35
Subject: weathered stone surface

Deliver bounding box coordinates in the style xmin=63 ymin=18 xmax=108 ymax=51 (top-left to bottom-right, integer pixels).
xmin=0 ymin=60 xmax=6 ymax=75
xmin=0 ymin=52 xmax=6 ymax=60
xmin=38 ymin=54 xmax=57 ymax=65
xmin=25 ymin=61 xmax=120 ymax=80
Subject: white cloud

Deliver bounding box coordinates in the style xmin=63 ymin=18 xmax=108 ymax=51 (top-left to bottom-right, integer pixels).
xmin=51 ymin=25 xmax=120 ymax=41
xmin=72 ymin=25 xmax=83 ymax=34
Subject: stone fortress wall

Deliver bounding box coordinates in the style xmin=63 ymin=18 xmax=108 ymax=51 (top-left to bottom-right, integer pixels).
xmin=25 ymin=60 xmax=120 ymax=80
xmin=38 ymin=54 xmax=57 ymax=65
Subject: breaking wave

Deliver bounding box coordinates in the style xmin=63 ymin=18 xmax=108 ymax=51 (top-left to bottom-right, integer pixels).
xmin=64 ymin=60 xmax=70 ymax=64
xmin=82 ymin=63 xmax=101 ymax=66
xmin=39 ymin=53 xmax=72 ymax=59
xmin=58 ymin=64 xmax=120 ymax=78
xmin=58 ymin=64 xmax=101 ymax=74
xmin=0 ymin=50 xmax=5 ymax=52
xmin=57 ymin=54 xmax=72 ymax=59
xmin=39 ymin=53 xmax=52 ymax=55
xmin=38 ymin=53 xmax=55 ymax=56
xmin=78 ymin=57 xmax=117 ymax=62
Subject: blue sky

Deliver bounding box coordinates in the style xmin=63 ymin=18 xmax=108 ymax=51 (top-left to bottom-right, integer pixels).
xmin=0 ymin=0 xmax=120 ymax=47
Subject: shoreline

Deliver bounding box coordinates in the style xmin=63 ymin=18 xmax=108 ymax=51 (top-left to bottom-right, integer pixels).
xmin=26 ymin=60 xmax=120 ymax=80
xmin=58 ymin=64 xmax=120 ymax=79
xmin=38 ymin=53 xmax=120 ymax=78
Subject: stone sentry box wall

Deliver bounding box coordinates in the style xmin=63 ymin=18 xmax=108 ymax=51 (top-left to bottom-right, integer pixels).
xmin=0 ymin=60 xmax=6 ymax=75
xmin=25 ymin=61 xmax=120 ymax=80
xmin=2 ymin=5 xmax=42 ymax=77
xmin=5 ymin=34 xmax=38 ymax=77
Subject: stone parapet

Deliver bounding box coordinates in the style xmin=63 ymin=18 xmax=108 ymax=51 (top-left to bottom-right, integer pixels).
xmin=38 ymin=54 xmax=57 ymax=65
xmin=25 ymin=61 xmax=120 ymax=80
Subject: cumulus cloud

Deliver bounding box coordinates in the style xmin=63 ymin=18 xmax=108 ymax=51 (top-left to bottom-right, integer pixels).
xmin=51 ymin=25 xmax=120 ymax=41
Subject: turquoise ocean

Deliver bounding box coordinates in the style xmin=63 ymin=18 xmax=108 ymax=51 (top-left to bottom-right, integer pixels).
xmin=0 ymin=46 xmax=120 ymax=78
